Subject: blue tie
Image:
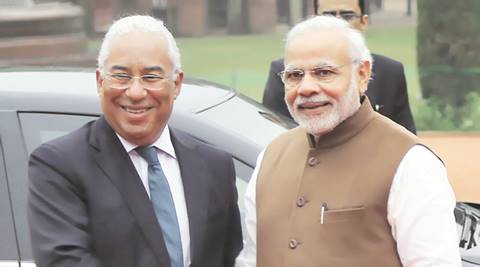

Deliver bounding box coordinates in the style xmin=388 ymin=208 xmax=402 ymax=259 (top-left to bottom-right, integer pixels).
xmin=136 ymin=146 xmax=183 ymax=267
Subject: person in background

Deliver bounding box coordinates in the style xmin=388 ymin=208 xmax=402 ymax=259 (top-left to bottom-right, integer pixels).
xmin=236 ymin=15 xmax=460 ymax=267
xmin=263 ymin=0 xmax=417 ymax=134
xmin=28 ymin=15 xmax=242 ymax=267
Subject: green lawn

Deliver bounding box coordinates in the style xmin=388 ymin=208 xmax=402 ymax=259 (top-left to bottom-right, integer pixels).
xmin=177 ymin=34 xmax=285 ymax=100
xmin=88 ymin=24 xmax=478 ymax=130
xmin=90 ymin=26 xmax=419 ymax=105
xmin=91 ymin=25 xmax=427 ymax=126
xmin=177 ymin=25 xmax=420 ymax=110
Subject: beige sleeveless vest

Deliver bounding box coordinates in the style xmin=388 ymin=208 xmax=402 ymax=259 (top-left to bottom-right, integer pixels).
xmin=256 ymin=98 xmax=418 ymax=267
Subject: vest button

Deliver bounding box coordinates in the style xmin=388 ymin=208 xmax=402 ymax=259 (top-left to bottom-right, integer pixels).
xmin=288 ymin=239 xmax=299 ymax=249
xmin=296 ymin=196 xmax=306 ymax=207
xmin=308 ymin=157 xmax=319 ymax=167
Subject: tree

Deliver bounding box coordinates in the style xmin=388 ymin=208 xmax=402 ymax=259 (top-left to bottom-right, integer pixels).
xmin=417 ymin=0 xmax=480 ymax=124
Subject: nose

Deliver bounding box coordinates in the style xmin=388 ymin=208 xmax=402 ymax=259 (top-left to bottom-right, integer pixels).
xmin=296 ymin=72 xmax=321 ymax=97
xmin=125 ymin=77 xmax=147 ymax=100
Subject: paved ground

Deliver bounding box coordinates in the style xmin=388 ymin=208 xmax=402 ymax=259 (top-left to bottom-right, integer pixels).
xmin=420 ymin=132 xmax=480 ymax=203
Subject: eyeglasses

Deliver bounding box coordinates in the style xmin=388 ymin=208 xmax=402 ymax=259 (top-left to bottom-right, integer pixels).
xmin=104 ymin=73 xmax=174 ymax=91
xmin=321 ymin=10 xmax=361 ymax=21
xmin=278 ymin=61 xmax=358 ymax=88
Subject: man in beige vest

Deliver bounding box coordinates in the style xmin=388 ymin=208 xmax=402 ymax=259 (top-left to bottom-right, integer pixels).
xmin=235 ymin=16 xmax=461 ymax=267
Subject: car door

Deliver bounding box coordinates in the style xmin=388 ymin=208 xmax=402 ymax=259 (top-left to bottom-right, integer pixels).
xmin=16 ymin=112 xmax=98 ymax=265
xmin=0 ymin=110 xmax=97 ymax=267
xmin=456 ymin=203 xmax=480 ymax=266
xmin=0 ymin=110 xmax=39 ymax=266
xmin=0 ymin=137 xmax=20 ymax=267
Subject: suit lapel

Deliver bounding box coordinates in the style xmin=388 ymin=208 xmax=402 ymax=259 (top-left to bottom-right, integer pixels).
xmin=170 ymin=130 xmax=210 ymax=264
xmin=88 ymin=117 xmax=170 ymax=266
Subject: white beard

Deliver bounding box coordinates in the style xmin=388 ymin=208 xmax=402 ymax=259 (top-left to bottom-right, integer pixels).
xmin=287 ymin=74 xmax=361 ymax=136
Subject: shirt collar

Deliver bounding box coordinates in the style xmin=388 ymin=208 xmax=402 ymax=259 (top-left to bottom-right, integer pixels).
xmin=116 ymin=125 xmax=177 ymax=159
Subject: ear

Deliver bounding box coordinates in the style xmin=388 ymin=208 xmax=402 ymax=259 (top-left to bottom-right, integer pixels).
xmin=173 ymin=70 xmax=184 ymax=99
xmin=357 ymin=60 xmax=371 ymax=95
xmin=95 ymin=69 xmax=104 ymax=96
xmin=358 ymin=14 xmax=369 ymax=31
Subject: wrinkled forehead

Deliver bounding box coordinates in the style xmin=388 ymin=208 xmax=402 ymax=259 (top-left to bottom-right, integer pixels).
xmin=285 ymin=29 xmax=350 ymax=68
xmin=318 ymin=0 xmax=361 ymax=13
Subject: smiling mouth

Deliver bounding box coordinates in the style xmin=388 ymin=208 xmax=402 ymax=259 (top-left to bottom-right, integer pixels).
xmin=121 ymin=105 xmax=152 ymax=114
xmin=298 ymin=101 xmax=331 ymax=110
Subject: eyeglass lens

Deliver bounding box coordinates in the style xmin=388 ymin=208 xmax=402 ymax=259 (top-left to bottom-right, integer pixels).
xmin=321 ymin=10 xmax=359 ymax=21
xmin=107 ymin=74 xmax=168 ymax=91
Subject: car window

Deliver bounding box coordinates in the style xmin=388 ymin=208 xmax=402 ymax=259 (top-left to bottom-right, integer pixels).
xmin=0 ymin=140 xmax=19 ymax=261
xmin=19 ymin=113 xmax=97 ymax=155
xmin=14 ymin=113 xmax=97 ymax=261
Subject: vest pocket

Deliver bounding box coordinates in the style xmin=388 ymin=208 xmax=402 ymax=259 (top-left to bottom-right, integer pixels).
xmin=320 ymin=205 xmax=366 ymax=224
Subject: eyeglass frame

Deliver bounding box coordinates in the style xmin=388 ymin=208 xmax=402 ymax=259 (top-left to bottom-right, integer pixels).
xmin=277 ymin=60 xmax=360 ymax=89
xmin=321 ymin=10 xmax=362 ymax=21
xmin=103 ymin=72 xmax=177 ymax=91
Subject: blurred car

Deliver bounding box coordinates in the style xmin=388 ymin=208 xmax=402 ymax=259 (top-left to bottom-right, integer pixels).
xmin=0 ymin=69 xmax=292 ymax=267
xmin=0 ymin=69 xmax=478 ymax=266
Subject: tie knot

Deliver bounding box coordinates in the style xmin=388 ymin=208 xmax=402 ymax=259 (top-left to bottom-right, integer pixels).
xmin=136 ymin=146 xmax=159 ymax=165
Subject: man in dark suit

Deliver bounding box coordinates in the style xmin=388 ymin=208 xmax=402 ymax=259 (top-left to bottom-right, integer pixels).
xmin=28 ymin=15 xmax=242 ymax=267
xmin=263 ymin=0 xmax=416 ymax=134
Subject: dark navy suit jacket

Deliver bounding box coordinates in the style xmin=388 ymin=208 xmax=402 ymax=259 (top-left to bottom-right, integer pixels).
xmin=28 ymin=116 xmax=242 ymax=267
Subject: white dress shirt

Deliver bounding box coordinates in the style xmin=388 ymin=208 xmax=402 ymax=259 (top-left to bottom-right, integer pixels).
xmin=235 ymin=145 xmax=462 ymax=267
xmin=117 ymin=126 xmax=191 ymax=267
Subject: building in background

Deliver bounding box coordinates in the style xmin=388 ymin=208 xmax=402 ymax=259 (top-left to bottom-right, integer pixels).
xmin=1 ymin=0 xmax=410 ymax=68
xmin=85 ymin=0 xmax=314 ymax=36
xmin=0 ymin=0 xmax=88 ymax=67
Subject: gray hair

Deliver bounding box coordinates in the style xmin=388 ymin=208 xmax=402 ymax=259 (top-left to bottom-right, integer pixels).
xmin=285 ymin=15 xmax=372 ymax=69
xmin=97 ymin=15 xmax=181 ymax=77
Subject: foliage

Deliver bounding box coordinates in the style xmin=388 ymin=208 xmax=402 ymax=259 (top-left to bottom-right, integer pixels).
xmin=177 ymin=26 xmax=420 ymax=101
xmin=178 ymin=34 xmax=284 ymax=100
xmin=415 ymin=92 xmax=480 ymax=131
xmin=417 ymin=0 xmax=480 ymax=110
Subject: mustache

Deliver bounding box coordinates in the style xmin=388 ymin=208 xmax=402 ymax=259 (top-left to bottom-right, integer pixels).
xmin=293 ymin=94 xmax=333 ymax=106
